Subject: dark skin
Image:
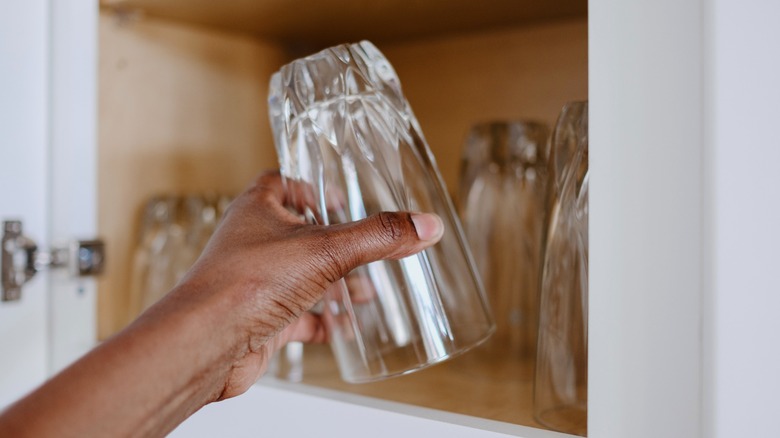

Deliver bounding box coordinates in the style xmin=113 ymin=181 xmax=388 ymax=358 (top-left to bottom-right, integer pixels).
xmin=0 ymin=172 xmax=444 ymax=437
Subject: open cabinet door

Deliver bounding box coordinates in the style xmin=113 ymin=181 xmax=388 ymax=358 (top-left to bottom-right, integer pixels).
xmin=0 ymin=0 xmax=54 ymax=408
xmin=0 ymin=0 xmax=97 ymax=408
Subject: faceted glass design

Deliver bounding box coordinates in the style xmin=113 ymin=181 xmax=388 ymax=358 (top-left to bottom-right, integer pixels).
xmin=457 ymin=121 xmax=550 ymax=369
xmin=269 ymin=41 xmax=494 ymax=383
xmin=534 ymin=101 xmax=589 ymax=436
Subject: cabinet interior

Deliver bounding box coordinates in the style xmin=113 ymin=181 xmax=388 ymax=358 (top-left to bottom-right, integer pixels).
xmin=97 ymin=0 xmax=587 ymax=432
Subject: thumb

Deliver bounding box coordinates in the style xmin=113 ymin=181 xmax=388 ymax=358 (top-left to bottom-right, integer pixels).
xmin=308 ymin=212 xmax=444 ymax=282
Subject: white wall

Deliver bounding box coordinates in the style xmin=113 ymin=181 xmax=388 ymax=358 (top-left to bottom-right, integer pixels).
xmin=704 ymin=0 xmax=780 ymax=436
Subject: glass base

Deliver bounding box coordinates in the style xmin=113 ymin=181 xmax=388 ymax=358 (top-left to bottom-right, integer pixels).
xmin=535 ymin=403 xmax=587 ymax=436
xmin=339 ymin=324 xmax=496 ymax=384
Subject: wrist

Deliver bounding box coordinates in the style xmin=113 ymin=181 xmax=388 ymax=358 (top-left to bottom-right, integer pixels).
xmin=164 ymin=277 xmax=250 ymax=360
xmin=161 ymin=271 xmax=282 ymax=399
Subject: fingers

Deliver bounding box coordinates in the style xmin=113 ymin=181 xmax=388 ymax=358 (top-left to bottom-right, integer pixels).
xmin=308 ymin=211 xmax=444 ymax=282
xmin=280 ymin=313 xmax=327 ymax=344
xmin=243 ymin=171 xmax=445 ymax=286
xmin=246 ymin=172 xmax=346 ymax=224
xmin=250 ymin=170 xmax=286 ymax=205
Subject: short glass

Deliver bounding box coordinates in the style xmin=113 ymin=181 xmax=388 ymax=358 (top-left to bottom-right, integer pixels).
xmin=268 ymin=41 xmax=494 ymax=383
xmin=128 ymin=194 xmax=227 ymax=318
xmin=534 ymin=101 xmax=589 ymax=436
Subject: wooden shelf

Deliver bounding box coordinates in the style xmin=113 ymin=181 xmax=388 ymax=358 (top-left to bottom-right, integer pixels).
xmin=100 ymin=0 xmax=586 ymax=46
xmin=298 ymin=344 xmax=549 ymax=430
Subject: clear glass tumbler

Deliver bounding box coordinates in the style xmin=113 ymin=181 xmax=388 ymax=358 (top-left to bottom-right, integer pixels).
xmin=269 ymin=41 xmax=495 ymax=383
xmin=458 ymin=121 xmax=550 ymax=368
xmin=534 ymin=101 xmax=589 ymax=436
xmin=128 ymin=196 xmax=181 ymax=318
xmin=128 ymin=194 xmax=227 ymax=319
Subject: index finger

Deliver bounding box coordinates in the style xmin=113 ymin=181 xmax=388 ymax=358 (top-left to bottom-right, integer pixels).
xmin=251 ymin=171 xmax=347 ymax=224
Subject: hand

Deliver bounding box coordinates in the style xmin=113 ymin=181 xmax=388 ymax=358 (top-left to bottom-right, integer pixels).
xmin=158 ymin=171 xmax=445 ymax=399
xmin=0 ymin=171 xmax=444 ymax=438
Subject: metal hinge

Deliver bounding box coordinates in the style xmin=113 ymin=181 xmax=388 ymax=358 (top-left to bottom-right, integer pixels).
xmin=1 ymin=220 xmax=105 ymax=302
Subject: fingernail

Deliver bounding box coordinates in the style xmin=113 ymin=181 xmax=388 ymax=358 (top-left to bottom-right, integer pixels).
xmin=410 ymin=213 xmax=444 ymax=242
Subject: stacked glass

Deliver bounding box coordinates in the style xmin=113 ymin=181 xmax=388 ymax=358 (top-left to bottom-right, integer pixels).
xmin=128 ymin=194 xmax=230 ymax=318
xmin=534 ymin=101 xmax=589 ymax=436
xmin=458 ymin=121 xmax=550 ymax=374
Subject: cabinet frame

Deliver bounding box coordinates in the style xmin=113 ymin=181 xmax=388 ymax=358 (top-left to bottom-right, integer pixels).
xmin=70 ymin=0 xmax=780 ymax=436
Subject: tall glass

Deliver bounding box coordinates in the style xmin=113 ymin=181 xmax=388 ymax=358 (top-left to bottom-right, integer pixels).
xmin=534 ymin=101 xmax=589 ymax=436
xmin=269 ymin=41 xmax=494 ymax=383
xmin=458 ymin=121 xmax=550 ymax=367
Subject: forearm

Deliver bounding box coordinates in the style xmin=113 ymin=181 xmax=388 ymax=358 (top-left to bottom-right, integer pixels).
xmin=0 ymin=282 xmax=245 ymax=437
xmin=0 ymin=172 xmax=440 ymax=437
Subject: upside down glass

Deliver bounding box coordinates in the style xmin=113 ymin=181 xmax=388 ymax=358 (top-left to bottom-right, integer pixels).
xmin=458 ymin=121 xmax=550 ymax=367
xmin=534 ymin=101 xmax=589 ymax=435
xmin=269 ymin=41 xmax=494 ymax=383
xmin=128 ymin=194 xmax=228 ymax=319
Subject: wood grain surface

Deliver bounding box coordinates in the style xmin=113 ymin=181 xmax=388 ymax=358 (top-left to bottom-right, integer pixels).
xmin=97 ymin=13 xmax=587 ymax=342
xmin=300 ymin=343 xmax=547 ymax=429
xmin=100 ymin=0 xmax=586 ymax=47
xmin=98 ymin=13 xmax=286 ymax=337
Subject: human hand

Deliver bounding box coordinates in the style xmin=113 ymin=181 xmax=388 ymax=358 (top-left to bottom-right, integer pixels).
xmin=160 ymin=171 xmax=444 ymax=400
xmin=0 ymin=171 xmax=444 ymax=438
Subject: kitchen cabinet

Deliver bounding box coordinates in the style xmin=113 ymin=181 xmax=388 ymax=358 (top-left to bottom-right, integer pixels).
xmin=96 ymin=1 xmax=587 ymax=434
xmin=96 ymin=4 xmax=589 ymax=341
xmin=1 ymin=0 xmax=777 ymax=436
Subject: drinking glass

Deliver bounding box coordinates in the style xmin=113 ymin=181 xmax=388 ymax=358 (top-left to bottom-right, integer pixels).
xmin=457 ymin=121 xmax=550 ymax=368
xmin=269 ymin=41 xmax=494 ymax=383
xmin=128 ymin=196 xmax=182 ymax=317
xmin=268 ymin=342 xmax=304 ymax=383
xmin=547 ymin=102 xmax=589 ymax=209
xmin=534 ymin=101 xmax=588 ymax=436
xmin=172 ymin=195 xmax=219 ymax=280
xmin=128 ymin=194 xmax=228 ymax=319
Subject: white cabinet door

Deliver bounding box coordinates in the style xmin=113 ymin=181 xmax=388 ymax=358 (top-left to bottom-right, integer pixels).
xmin=0 ymin=0 xmax=52 ymax=408
xmin=0 ymin=0 xmax=97 ymax=408
xmin=46 ymin=0 xmax=98 ymax=376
